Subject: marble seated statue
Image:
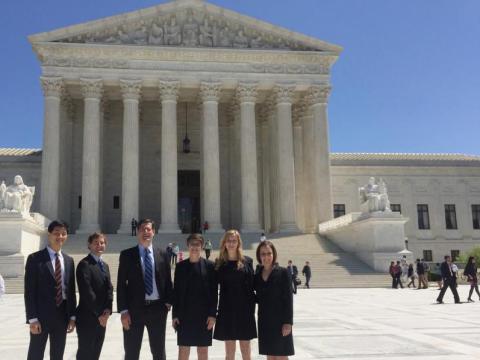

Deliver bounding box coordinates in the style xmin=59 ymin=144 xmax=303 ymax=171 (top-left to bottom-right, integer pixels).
xmin=0 ymin=175 xmax=35 ymax=214
xmin=359 ymin=177 xmax=391 ymax=213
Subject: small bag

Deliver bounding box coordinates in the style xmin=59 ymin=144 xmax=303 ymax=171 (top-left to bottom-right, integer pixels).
xmin=294 ymin=277 xmax=302 ymax=286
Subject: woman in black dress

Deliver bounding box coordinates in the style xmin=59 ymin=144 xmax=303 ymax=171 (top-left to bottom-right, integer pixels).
xmin=172 ymin=234 xmax=218 ymax=360
xmin=254 ymin=241 xmax=294 ymax=359
xmin=464 ymin=256 xmax=480 ymax=302
xmin=214 ymin=229 xmax=256 ymax=360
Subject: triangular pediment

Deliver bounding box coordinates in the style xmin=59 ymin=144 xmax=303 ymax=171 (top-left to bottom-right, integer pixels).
xmin=29 ymin=0 xmax=341 ymax=53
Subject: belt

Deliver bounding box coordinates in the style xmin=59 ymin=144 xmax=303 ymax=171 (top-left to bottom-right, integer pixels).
xmin=144 ymin=299 xmax=161 ymax=306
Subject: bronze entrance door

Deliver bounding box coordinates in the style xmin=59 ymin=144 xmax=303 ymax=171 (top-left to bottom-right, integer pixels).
xmin=178 ymin=170 xmax=201 ymax=234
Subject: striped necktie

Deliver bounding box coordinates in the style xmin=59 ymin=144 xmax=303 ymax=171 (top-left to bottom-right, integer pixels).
xmin=54 ymin=253 xmax=63 ymax=306
xmin=144 ymin=249 xmax=153 ymax=296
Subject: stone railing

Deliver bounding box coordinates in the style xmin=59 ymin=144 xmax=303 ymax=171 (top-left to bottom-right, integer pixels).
xmin=318 ymin=212 xmax=362 ymax=233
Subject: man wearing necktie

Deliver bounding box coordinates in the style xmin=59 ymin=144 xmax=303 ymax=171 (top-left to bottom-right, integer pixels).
xmin=117 ymin=219 xmax=173 ymax=360
xmin=75 ymin=232 xmax=113 ymax=360
xmin=437 ymin=255 xmax=461 ymax=304
xmin=24 ymin=220 xmax=77 ymax=360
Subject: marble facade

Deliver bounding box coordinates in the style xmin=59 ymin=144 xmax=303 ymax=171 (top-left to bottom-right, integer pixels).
xmin=28 ymin=0 xmax=340 ymax=235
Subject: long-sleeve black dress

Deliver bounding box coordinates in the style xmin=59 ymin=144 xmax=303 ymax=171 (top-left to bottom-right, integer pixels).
xmin=172 ymin=258 xmax=218 ymax=346
xmin=254 ymin=265 xmax=294 ymax=356
xmin=213 ymin=256 xmax=257 ymax=341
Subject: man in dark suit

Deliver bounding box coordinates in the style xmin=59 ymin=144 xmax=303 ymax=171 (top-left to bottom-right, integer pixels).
xmin=287 ymin=260 xmax=299 ymax=294
xmin=76 ymin=232 xmax=113 ymax=360
xmin=117 ymin=219 xmax=173 ymax=360
xmin=24 ymin=220 xmax=76 ymax=360
xmin=302 ymin=261 xmax=312 ymax=289
xmin=437 ymin=255 xmax=461 ymax=304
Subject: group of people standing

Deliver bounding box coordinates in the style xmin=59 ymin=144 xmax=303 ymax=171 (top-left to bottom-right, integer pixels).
xmin=24 ymin=219 xmax=295 ymax=360
xmin=388 ymin=257 xmax=430 ymax=289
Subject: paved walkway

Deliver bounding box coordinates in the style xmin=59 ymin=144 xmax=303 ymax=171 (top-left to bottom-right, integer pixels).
xmin=2 ymin=286 xmax=480 ymax=359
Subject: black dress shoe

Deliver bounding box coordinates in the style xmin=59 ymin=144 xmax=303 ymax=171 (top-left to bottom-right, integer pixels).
xmin=455 ymin=301 xmax=462 ymax=304
xmin=436 ymin=300 xmax=444 ymax=304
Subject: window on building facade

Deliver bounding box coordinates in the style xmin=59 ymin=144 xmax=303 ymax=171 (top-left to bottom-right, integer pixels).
xmin=451 ymin=250 xmax=460 ymax=262
xmin=113 ymin=196 xmax=120 ymax=209
xmin=423 ymin=250 xmax=433 ymax=262
xmin=417 ymin=204 xmax=430 ymax=229
xmin=78 ymin=196 xmax=82 ymax=209
xmin=444 ymin=204 xmax=458 ymax=230
xmin=472 ymin=204 xmax=480 ymax=230
xmin=333 ymin=204 xmax=346 ymax=218
xmin=390 ymin=204 xmax=401 ymax=213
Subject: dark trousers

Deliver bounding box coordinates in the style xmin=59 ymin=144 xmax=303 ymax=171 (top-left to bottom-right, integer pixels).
xmin=76 ymin=317 xmax=106 ymax=360
xmin=395 ymin=274 xmax=403 ymax=288
xmin=292 ymin=279 xmax=297 ymax=294
xmin=437 ymin=279 xmax=460 ymax=303
xmin=391 ymin=274 xmax=396 ymax=288
xmin=305 ymin=276 xmax=311 ymax=288
xmin=27 ymin=303 xmax=68 ymax=360
xmin=123 ymin=303 xmax=168 ymax=360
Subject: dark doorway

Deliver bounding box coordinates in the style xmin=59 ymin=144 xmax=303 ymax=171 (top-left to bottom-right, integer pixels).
xmin=178 ymin=170 xmax=201 ymax=234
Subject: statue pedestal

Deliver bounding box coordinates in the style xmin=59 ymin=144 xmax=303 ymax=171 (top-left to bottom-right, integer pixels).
xmin=0 ymin=212 xmax=48 ymax=277
xmin=319 ymin=212 xmax=410 ymax=272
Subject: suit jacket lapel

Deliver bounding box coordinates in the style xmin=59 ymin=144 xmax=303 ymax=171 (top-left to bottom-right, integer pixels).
xmin=63 ymin=254 xmax=70 ymax=287
xmin=43 ymin=248 xmax=55 ymax=279
xmin=133 ymin=247 xmax=144 ymax=280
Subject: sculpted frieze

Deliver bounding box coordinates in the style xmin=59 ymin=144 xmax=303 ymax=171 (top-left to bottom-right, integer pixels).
xmin=56 ymin=9 xmax=320 ymax=52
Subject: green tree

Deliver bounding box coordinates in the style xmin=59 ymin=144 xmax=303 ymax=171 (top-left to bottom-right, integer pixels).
xmin=458 ymin=247 xmax=480 ymax=264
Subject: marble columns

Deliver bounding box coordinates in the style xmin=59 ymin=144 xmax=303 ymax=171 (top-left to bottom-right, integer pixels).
xmin=77 ymin=78 xmax=103 ymax=233
xmin=274 ymin=85 xmax=299 ymax=232
xmin=309 ymin=86 xmax=333 ymax=223
xmin=237 ymin=83 xmax=261 ymax=232
xmin=159 ymin=80 xmax=181 ymax=233
xmin=117 ymin=80 xmax=141 ymax=234
xmin=199 ymin=82 xmax=224 ymax=232
xmin=39 ymin=76 xmax=64 ymax=221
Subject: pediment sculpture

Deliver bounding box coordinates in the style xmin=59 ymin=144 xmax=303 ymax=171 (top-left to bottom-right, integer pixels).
xmin=0 ymin=175 xmax=35 ymax=215
xmin=58 ymin=9 xmax=318 ymax=51
xmin=359 ymin=177 xmax=391 ymax=213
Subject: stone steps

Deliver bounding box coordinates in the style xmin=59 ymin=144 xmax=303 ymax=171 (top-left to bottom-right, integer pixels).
xmin=4 ymin=234 xmax=396 ymax=293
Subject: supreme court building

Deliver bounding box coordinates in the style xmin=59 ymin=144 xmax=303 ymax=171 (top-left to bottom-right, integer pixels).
xmin=29 ymin=0 xmax=339 ymax=235
xmin=3 ymin=0 xmax=480 ymax=263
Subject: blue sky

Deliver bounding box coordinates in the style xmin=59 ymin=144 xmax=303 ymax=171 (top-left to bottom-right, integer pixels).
xmin=1 ymin=0 xmax=479 ymax=154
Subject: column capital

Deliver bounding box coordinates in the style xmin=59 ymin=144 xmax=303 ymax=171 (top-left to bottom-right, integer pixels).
xmin=80 ymin=78 xmax=104 ymax=99
xmin=40 ymin=76 xmax=64 ymax=97
xmin=120 ymin=79 xmax=142 ymax=101
xmin=237 ymin=82 xmax=258 ymax=103
xmin=307 ymin=85 xmax=331 ymax=105
xmin=159 ymin=80 xmax=179 ymax=102
xmin=200 ymin=81 xmax=221 ymax=102
xmin=273 ymin=84 xmax=296 ymax=104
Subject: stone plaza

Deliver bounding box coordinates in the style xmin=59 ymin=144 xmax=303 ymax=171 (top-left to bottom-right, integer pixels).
xmin=2 ymin=286 xmax=480 ymax=359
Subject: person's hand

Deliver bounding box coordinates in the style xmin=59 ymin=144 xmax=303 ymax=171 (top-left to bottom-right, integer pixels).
xmin=29 ymin=321 xmax=42 ymax=335
xmin=98 ymin=310 xmax=110 ymax=327
xmin=206 ymin=316 xmax=216 ymax=330
xmin=67 ymin=319 xmax=76 ymax=333
xmin=121 ymin=312 xmax=131 ymax=331
xmin=281 ymin=324 xmax=292 ymax=337
xmin=172 ymin=317 xmax=180 ymax=331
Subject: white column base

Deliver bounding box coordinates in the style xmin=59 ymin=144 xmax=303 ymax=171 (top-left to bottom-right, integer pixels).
xmin=158 ymin=224 xmax=182 ymax=234
xmin=76 ymin=223 xmax=101 ymax=234
xmin=240 ymin=224 xmax=263 ymax=233
xmin=117 ymin=223 xmax=134 ymax=235
xmin=278 ymin=223 xmax=300 ymax=233
xmin=205 ymin=225 xmax=225 ymax=234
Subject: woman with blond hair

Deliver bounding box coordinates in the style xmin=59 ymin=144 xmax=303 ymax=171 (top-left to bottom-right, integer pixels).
xmin=214 ymin=229 xmax=256 ymax=360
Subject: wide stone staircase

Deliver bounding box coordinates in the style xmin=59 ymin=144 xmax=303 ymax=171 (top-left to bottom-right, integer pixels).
xmin=4 ymin=233 xmax=389 ymax=294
